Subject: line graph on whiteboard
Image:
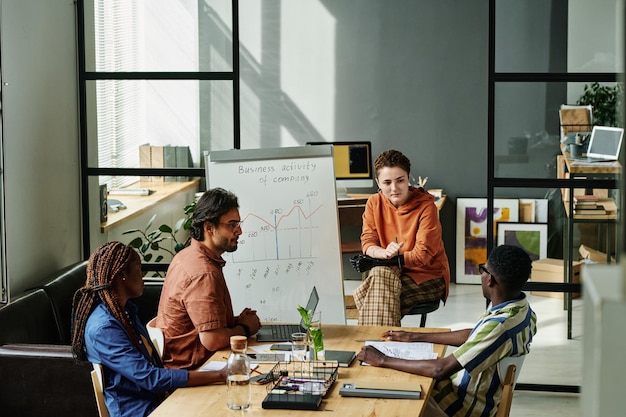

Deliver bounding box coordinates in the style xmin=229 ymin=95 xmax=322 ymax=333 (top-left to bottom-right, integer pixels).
xmin=207 ymin=147 xmax=346 ymax=324
xmin=226 ymin=192 xmax=326 ymax=263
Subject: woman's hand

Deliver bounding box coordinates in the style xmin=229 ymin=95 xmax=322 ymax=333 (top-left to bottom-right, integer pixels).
xmin=382 ymin=241 xmax=403 ymax=259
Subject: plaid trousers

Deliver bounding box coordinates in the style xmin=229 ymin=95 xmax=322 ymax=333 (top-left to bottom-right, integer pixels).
xmin=352 ymin=266 xmax=445 ymax=326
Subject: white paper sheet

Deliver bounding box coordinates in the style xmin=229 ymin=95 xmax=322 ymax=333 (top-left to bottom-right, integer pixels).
xmin=363 ymin=341 xmax=437 ymax=361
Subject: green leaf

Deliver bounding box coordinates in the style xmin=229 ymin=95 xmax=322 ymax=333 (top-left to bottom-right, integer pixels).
xmin=144 ymin=253 xmax=153 ymax=262
xmin=147 ymin=230 xmax=162 ymax=239
xmin=150 ymin=242 xmax=160 ymax=251
xmin=297 ymin=305 xmax=312 ymax=329
xmin=146 ymin=214 xmax=157 ymax=230
xmin=122 ymin=229 xmax=141 ymax=235
xmin=128 ymin=237 xmax=143 ymax=248
xmin=159 ymin=224 xmax=173 ymax=233
xmin=174 ymin=218 xmax=185 ymax=233
xmin=155 ymin=255 xmax=164 ymax=262
xmin=174 ymin=242 xmax=186 ymax=252
xmin=184 ymin=203 xmax=196 ymax=214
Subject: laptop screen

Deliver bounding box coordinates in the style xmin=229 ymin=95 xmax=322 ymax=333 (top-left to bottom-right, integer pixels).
xmin=587 ymin=126 xmax=624 ymax=160
xmin=299 ymin=286 xmax=319 ymax=327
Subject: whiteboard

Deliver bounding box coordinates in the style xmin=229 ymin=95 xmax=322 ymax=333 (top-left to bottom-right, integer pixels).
xmin=205 ymin=146 xmax=346 ymax=325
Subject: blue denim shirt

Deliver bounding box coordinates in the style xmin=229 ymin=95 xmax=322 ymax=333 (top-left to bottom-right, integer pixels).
xmin=85 ymin=302 xmax=188 ymax=417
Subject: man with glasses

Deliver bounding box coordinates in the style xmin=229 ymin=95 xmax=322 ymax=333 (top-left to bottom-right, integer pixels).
xmin=156 ymin=188 xmax=261 ymax=369
xmin=357 ymin=244 xmax=536 ymax=417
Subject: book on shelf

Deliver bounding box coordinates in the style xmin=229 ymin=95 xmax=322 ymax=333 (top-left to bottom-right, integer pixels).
xmin=573 ymin=198 xmax=617 ymax=219
xmin=573 ymin=213 xmax=617 ymax=220
xmin=139 ymin=143 xmax=152 ymax=181
xmin=574 ymin=203 xmax=598 ymax=210
xmin=573 ymin=194 xmax=599 ymax=203
xmin=176 ymin=146 xmax=191 ymax=181
xmin=150 ymin=145 xmax=164 ymax=181
xmin=573 ymin=207 xmax=607 ymax=215
xmin=163 ymin=145 xmax=177 ymax=182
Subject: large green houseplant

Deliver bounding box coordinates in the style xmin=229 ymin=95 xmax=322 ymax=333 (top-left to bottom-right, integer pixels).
xmin=576 ymin=82 xmax=624 ymax=127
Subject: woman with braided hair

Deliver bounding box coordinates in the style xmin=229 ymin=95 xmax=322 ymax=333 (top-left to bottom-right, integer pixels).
xmin=71 ymin=241 xmax=226 ymax=417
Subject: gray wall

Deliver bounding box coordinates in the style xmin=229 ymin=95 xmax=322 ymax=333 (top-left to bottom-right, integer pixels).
xmin=238 ymin=0 xmax=490 ymax=276
xmin=1 ymin=0 xmax=81 ymax=298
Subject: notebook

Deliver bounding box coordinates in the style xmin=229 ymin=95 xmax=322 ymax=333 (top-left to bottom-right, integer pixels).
xmin=579 ymin=125 xmax=624 ymax=162
xmin=255 ymin=286 xmax=319 ymax=342
xmin=321 ymin=350 xmax=357 ymax=367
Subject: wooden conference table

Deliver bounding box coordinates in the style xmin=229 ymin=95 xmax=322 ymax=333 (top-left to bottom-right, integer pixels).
xmin=149 ymin=325 xmax=449 ymax=417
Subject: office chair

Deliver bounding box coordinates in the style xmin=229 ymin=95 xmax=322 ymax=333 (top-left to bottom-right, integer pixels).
xmin=90 ymin=363 xmax=110 ymax=417
xmin=495 ymin=355 xmax=526 ymax=417
xmin=146 ymin=317 xmax=164 ymax=358
xmin=404 ymin=300 xmax=441 ymax=327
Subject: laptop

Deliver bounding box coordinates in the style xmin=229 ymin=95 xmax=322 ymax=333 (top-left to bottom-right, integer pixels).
xmin=580 ymin=125 xmax=624 ymax=162
xmin=255 ymin=286 xmax=319 ymax=342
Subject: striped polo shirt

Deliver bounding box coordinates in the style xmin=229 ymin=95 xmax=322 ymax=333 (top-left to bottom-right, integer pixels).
xmin=432 ymin=293 xmax=536 ymax=417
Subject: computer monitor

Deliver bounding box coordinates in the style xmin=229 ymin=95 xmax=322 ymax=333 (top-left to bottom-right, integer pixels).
xmin=306 ymin=141 xmax=374 ymax=197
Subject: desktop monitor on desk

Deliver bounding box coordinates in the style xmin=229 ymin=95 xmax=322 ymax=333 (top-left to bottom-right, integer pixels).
xmin=306 ymin=141 xmax=374 ymax=198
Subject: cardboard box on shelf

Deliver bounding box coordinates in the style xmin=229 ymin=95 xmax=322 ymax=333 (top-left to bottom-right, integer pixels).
xmin=579 ymin=244 xmax=616 ymax=264
xmin=531 ymin=258 xmax=581 ymax=299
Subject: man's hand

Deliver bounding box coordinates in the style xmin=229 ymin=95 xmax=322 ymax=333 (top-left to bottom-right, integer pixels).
xmin=237 ymin=308 xmax=261 ymax=335
xmin=381 ymin=329 xmax=416 ymax=342
xmin=357 ymin=345 xmax=389 ymax=367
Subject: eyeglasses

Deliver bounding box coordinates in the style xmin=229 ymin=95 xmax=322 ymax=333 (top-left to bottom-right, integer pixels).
xmin=478 ymin=263 xmax=495 ymax=279
xmin=219 ymin=221 xmax=243 ymax=231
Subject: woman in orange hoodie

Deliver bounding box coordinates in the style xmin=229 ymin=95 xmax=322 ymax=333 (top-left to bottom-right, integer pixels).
xmin=352 ymin=149 xmax=450 ymax=326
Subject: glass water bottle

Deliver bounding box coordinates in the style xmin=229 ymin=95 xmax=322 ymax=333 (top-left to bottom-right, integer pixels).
xmin=226 ymin=335 xmax=251 ymax=410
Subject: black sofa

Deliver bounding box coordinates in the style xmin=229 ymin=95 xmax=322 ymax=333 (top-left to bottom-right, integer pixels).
xmin=0 ymin=261 xmax=163 ymax=416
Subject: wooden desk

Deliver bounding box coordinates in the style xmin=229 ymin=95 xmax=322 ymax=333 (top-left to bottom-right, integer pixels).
xmin=149 ymin=325 xmax=449 ymax=417
xmin=557 ymin=144 xmax=622 ymax=176
xmin=557 ymin=149 xmax=621 ymax=339
xmin=561 ymin=156 xmax=621 ymax=175
xmin=101 ymin=179 xmax=200 ymax=233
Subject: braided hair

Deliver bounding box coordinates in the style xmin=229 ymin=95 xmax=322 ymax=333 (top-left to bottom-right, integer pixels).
xmin=71 ymin=241 xmax=141 ymax=361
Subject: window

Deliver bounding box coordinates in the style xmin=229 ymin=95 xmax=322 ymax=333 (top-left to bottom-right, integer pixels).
xmin=79 ymin=0 xmax=239 ymax=256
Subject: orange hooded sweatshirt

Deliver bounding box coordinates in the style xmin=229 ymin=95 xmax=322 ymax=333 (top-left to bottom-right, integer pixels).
xmin=360 ymin=186 xmax=450 ymax=301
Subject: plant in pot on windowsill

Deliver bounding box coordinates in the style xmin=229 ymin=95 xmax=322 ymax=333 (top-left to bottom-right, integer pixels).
xmin=123 ymin=200 xmax=196 ymax=276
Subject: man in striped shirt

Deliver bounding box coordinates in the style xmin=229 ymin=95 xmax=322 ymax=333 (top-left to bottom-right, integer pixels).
xmin=357 ymin=244 xmax=537 ymax=417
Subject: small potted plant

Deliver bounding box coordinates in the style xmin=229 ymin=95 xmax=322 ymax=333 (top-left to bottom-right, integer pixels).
xmin=122 ymin=200 xmax=196 ymax=275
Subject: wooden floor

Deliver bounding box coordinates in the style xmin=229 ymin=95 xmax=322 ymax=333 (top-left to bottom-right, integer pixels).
xmin=343 ymin=280 xmax=583 ymax=417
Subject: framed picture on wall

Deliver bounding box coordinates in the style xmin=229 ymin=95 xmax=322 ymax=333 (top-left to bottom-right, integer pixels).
xmin=496 ymin=222 xmax=548 ymax=261
xmin=456 ymin=198 xmax=519 ymax=284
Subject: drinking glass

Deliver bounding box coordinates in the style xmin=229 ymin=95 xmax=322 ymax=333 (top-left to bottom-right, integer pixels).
xmin=291 ymin=332 xmax=308 ymax=373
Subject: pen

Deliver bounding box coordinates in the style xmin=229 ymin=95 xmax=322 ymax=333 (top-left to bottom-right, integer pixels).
xmin=395 ymin=237 xmax=401 ymax=268
xmin=285 ymin=377 xmax=326 ymax=384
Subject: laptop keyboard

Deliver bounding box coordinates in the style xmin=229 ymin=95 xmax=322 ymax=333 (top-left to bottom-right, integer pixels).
xmin=270 ymin=324 xmax=301 ymax=340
